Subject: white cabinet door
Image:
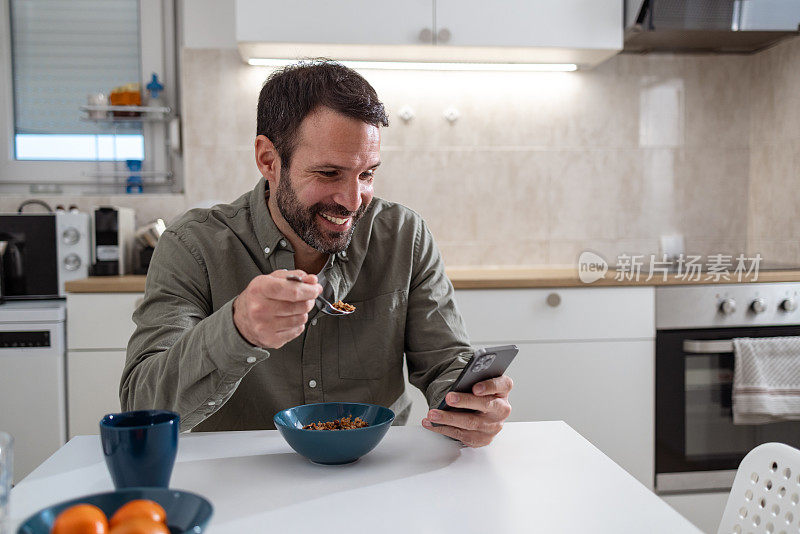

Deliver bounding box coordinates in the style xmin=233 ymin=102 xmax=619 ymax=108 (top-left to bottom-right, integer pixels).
xmin=67 ymin=293 xmax=142 ymax=350
xmin=236 ymin=0 xmax=434 ymax=46
xmin=67 ymin=350 xmax=127 ymax=438
xmin=502 ymin=340 xmax=654 ymax=488
xmin=456 ymin=287 xmax=655 ymax=343
xmin=435 ymin=0 xmax=623 ymax=50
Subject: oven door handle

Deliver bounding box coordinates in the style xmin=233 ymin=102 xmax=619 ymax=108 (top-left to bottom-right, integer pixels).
xmin=683 ymin=339 xmax=734 ymax=354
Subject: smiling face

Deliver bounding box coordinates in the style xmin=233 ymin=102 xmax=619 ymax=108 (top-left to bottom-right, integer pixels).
xmin=263 ymin=106 xmax=381 ymax=255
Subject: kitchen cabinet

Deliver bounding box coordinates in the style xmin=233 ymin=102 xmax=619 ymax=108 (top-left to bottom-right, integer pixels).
xmin=507 ymin=340 xmax=654 ymax=487
xmin=238 ymin=0 xmax=621 ymax=49
xmin=453 ymin=287 xmax=656 ymax=488
xmin=435 ymin=0 xmax=622 ymax=50
xmin=236 ymin=0 xmax=622 ymax=67
xmin=66 ymin=292 xmax=142 ymax=438
xmin=67 ymin=350 xmax=127 ymax=437
xmin=237 ymin=1 xmax=434 ymax=46
xmin=67 ymin=293 xmax=142 ymax=350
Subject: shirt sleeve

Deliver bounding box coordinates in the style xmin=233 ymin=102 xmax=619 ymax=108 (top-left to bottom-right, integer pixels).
xmin=120 ymin=229 xmax=270 ymax=431
xmin=404 ymin=220 xmax=474 ymax=409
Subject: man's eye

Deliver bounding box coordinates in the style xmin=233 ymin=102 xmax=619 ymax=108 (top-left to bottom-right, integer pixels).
xmin=317 ymin=171 xmax=338 ymax=177
xmin=360 ymin=172 xmax=375 ymax=181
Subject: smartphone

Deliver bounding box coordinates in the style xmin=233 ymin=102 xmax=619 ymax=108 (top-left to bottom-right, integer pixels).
xmin=436 ymin=344 xmax=518 ymax=412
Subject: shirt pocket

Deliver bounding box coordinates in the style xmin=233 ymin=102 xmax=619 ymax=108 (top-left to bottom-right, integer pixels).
xmin=337 ymin=289 xmax=408 ymax=380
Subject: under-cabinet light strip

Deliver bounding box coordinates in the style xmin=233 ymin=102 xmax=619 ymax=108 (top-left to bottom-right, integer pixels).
xmin=247 ymin=58 xmax=578 ymax=72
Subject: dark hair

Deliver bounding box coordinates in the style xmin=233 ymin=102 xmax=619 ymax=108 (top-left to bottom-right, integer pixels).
xmin=256 ymin=60 xmax=389 ymax=167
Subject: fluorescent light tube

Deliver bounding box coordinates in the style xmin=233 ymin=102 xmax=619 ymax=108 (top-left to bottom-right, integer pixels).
xmin=247 ymin=58 xmax=578 ymax=72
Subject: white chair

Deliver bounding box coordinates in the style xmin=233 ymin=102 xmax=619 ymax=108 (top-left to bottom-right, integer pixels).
xmin=718 ymin=443 xmax=800 ymax=534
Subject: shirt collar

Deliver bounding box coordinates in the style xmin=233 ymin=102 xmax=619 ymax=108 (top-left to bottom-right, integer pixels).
xmin=250 ymin=177 xmax=344 ymax=267
xmin=250 ymin=177 xmax=288 ymax=261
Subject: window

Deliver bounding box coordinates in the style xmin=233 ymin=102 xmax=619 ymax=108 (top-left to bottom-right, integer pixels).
xmin=11 ymin=0 xmax=144 ymax=161
xmin=0 ymin=0 xmax=181 ymax=194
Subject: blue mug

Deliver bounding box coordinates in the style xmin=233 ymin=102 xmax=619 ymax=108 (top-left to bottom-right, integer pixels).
xmin=99 ymin=410 xmax=179 ymax=488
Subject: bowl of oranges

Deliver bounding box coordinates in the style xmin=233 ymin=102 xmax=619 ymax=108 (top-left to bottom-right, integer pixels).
xmin=16 ymin=487 xmax=212 ymax=533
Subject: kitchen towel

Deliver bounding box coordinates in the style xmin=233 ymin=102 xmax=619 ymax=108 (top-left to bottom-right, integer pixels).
xmin=733 ymin=336 xmax=800 ymax=425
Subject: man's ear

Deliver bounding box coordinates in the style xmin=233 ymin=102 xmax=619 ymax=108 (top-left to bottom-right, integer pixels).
xmin=255 ymin=135 xmax=280 ymax=183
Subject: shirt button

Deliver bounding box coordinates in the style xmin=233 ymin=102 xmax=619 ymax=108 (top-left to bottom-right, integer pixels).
xmin=339 ymin=251 xmax=347 ymax=258
xmin=263 ymin=246 xmax=270 ymax=254
xmin=311 ymin=318 xmax=317 ymax=326
xmin=280 ymin=239 xmax=287 ymax=247
xmin=207 ymin=400 xmax=216 ymax=406
xmin=308 ymin=379 xmax=317 ymax=388
xmin=246 ymin=356 xmax=257 ymax=364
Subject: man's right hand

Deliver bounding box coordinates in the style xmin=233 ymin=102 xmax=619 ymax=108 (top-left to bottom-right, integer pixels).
xmin=232 ymin=270 xmax=322 ymax=349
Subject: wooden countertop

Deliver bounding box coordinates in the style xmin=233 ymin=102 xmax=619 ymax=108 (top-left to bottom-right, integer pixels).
xmin=65 ymin=275 xmax=147 ymax=293
xmin=65 ymin=268 xmax=800 ymax=293
xmin=446 ymin=267 xmax=800 ymax=289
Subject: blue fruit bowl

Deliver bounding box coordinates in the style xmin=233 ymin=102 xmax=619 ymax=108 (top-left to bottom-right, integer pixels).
xmin=274 ymin=402 xmax=395 ymax=465
xmin=17 ymin=487 xmax=213 ymax=534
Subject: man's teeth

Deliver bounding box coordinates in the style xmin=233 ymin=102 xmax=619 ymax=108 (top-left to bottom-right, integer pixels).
xmin=321 ymin=213 xmax=349 ymax=225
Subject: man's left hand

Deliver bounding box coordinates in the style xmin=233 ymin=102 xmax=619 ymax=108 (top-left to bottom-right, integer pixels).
xmin=422 ymin=375 xmax=513 ymax=447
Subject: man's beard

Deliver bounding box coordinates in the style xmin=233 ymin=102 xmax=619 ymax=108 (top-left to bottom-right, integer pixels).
xmin=275 ymin=166 xmax=367 ymax=254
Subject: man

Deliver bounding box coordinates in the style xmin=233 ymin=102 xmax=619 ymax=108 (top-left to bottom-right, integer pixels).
xmin=121 ymin=61 xmax=512 ymax=447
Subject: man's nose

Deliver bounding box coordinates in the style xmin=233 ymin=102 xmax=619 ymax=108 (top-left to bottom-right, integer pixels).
xmin=332 ymin=176 xmax=362 ymax=213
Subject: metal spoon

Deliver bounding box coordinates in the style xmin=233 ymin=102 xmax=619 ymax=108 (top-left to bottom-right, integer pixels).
xmin=286 ymin=274 xmax=353 ymax=316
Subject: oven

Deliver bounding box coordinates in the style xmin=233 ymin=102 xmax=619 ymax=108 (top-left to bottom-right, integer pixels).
xmin=655 ymin=282 xmax=800 ymax=494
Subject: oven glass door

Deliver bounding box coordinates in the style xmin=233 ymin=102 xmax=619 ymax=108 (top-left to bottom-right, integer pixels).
xmin=656 ymin=326 xmax=800 ymax=490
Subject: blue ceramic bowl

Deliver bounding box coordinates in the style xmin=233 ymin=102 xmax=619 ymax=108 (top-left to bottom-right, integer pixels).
xmin=17 ymin=487 xmax=213 ymax=534
xmin=274 ymin=402 xmax=395 ymax=465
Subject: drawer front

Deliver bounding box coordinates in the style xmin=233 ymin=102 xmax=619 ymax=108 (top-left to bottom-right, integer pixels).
xmin=67 ymin=293 xmax=143 ymax=350
xmin=455 ymin=286 xmax=655 ymax=342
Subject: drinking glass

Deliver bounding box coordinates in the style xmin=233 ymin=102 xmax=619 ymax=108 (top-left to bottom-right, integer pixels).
xmin=0 ymin=431 xmax=13 ymax=534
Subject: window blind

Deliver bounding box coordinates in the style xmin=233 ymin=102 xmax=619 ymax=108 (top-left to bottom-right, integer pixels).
xmin=11 ymin=0 xmax=142 ymax=135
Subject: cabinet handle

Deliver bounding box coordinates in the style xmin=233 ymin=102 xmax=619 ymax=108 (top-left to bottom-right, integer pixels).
xmin=437 ymin=28 xmax=451 ymax=44
xmin=546 ymin=293 xmax=561 ymax=307
xmin=418 ymin=28 xmax=433 ymax=43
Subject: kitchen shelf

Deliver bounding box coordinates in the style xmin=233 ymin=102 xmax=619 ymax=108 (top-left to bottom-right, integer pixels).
xmin=0 ymin=174 xmax=174 ymax=187
xmin=81 ymin=170 xmax=172 ymax=179
xmin=79 ymin=105 xmax=174 ymax=123
xmin=67 ymin=103 xmax=183 ymax=193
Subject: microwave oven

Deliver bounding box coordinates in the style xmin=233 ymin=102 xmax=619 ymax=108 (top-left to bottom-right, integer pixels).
xmin=0 ymin=212 xmax=91 ymax=300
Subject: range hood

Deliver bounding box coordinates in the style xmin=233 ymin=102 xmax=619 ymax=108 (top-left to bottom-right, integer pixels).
xmin=625 ymin=0 xmax=800 ymax=53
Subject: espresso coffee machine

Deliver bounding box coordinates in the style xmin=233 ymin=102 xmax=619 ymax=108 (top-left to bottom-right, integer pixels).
xmin=92 ymin=207 xmax=136 ymax=276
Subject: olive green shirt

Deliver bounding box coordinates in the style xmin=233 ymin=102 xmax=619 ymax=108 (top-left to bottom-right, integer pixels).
xmin=121 ymin=178 xmax=472 ymax=432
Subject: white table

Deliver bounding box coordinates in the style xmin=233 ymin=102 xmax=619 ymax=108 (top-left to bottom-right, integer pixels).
xmin=9 ymin=422 xmax=701 ymax=533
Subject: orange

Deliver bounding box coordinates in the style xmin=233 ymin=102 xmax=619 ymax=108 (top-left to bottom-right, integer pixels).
xmin=109 ymin=500 xmax=167 ymax=528
xmin=108 ymin=518 xmax=169 ymax=534
xmin=51 ymin=503 xmax=108 ymax=534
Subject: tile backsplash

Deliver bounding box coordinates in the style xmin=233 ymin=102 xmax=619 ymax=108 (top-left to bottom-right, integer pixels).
xmin=2 ymin=37 xmax=798 ymax=268
xmin=747 ymin=37 xmax=800 ymax=267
